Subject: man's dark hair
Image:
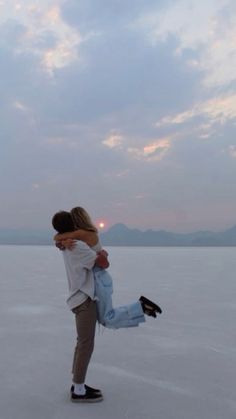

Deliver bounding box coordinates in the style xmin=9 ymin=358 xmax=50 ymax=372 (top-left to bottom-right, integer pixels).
xmin=52 ymin=211 xmax=75 ymax=233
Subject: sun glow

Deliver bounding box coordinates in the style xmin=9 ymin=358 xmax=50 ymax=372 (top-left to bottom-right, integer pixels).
xmin=99 ymin=222 xmax=105 ymax=229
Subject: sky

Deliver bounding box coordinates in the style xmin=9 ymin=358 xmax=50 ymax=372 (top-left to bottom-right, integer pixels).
xmin=0 ymin=0 xmax=236 ymax=233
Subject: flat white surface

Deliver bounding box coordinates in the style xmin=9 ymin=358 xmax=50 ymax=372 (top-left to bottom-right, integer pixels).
xmin=0 ymin=246 xmax=235 ymax=419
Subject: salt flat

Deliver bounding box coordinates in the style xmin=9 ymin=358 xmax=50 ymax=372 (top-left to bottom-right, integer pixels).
xmin=0 ymin=245 xmax=235 ymax=419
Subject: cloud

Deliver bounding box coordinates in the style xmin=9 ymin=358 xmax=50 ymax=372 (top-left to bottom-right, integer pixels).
xmin=102 ymin=129 xmax=172 ymax=163
xmin=0 ymin=0 xmax=236 ymax=232
xmin=128 ymin=137 xmax=171 ymax=161
xmin=156 ymin=93 xmax=236 ymax=141
xmin=0 ymin=2 xmax=83 ymax=75
xmin=102 ymin=132 xmax=124 ymax=149
xmin=12 ymin=100 xmax=30 ymax=113
xmin=61 ymin=0 xmax=167 ymax=31
xmin=134 ymin=0 xmax=236 ymax=88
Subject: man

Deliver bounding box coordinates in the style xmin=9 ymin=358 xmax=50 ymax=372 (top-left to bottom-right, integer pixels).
xmin=52 ymin=211 xmax=108 ymax=403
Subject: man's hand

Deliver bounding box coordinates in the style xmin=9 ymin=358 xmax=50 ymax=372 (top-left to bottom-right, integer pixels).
xmin=98 ymin=249 xmax=109 ymax=257
xmin=95 ymin=251 xmax=110 ymax=269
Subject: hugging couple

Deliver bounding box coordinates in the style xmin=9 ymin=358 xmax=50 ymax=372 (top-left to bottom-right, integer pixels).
xmin=52 ymin=206 xmax=162 ymax=403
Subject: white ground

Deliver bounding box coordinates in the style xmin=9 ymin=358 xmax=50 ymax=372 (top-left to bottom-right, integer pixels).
xmin=0 ymin=245 xmax=235 ymax=419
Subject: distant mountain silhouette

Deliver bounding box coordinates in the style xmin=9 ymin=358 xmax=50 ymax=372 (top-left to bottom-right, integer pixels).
xmin=0 ymin=224 xmax=236 ymax=246
xmin=0 ymin=229 xmax=52 ymax=245
xmin=100 ymin=223 xmax=236 ymax=246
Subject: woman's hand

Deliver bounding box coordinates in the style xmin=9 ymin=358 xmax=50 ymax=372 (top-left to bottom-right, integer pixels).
xmin=55 ymin=239 xmax=77 ymax=251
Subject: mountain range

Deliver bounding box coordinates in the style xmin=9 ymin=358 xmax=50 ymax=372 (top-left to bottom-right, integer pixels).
xmin=100 ymin=223 xmax=236 ymax=246
xmin=0 ymin=223 xmax=236 ymax=246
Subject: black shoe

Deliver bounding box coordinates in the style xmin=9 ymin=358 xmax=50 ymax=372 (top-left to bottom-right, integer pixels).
xmin=139 ymin=295 xmax=162 ymax=316
xmin=71 ymin=389 xmax=103 ymax=403
xmin=145 ymin=309 xmax=157 ymax=318
xmin=70 ymin=384 xmax=102 ymax=395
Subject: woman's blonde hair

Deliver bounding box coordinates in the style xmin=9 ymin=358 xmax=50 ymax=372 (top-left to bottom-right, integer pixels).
xmin=71 ymin=206 xmax=98 ymax=233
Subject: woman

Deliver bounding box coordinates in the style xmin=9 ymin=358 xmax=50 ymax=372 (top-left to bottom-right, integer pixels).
xmin=54 ymin=206 xmax=162 ymax=328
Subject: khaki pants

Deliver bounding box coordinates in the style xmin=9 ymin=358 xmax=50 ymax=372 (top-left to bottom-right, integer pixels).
xmin=72 ymin=298 xmax=97 ymax=383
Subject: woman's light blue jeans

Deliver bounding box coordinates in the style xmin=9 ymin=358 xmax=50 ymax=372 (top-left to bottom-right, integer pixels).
xmin=93 ymin=266 xmax=145 ymax=329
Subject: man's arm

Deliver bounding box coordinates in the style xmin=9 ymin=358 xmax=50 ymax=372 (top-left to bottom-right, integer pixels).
xmin=54 ymin=230 xmax=98 ymax=247
xmin=73 ymin=241 xmax=109 ymax=270
xmin=56 ymin=238 xmax=109 ymax=269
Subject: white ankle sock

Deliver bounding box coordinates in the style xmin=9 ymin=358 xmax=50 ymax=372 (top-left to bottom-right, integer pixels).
xmin=73 ymin=383 xmax=86 ymax=395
